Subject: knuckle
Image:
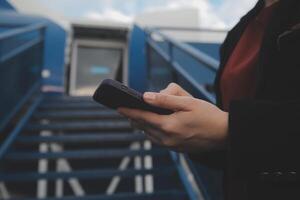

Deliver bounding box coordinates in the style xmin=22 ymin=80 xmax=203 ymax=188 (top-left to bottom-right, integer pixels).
xmin=187 ymin=97 xmax=198 ymax=106
xmin=161 ymin=122 xmax=174 ymax=133
xmin=169 ymin=83 xmax=179 ymax=90
xmin=159 ymin=89 xmax=165 ymax=93
xmin=156 ymin=93 xmax=167 ymax=103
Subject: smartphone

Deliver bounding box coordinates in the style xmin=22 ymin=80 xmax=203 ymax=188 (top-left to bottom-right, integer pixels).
xmin=93 ymin=79 xmax=173 ymax=115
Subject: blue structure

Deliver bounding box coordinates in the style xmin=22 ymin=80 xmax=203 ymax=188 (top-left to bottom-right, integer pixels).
xmin=0 ymin=2 xmax=67 ymax=87
xmin=0 ymin=0 xmax=13 ymax=9
xmin=128 ymin=25 xmax=148 ymax=92
xmin=0 ymin=0 xmax=226 ymax=199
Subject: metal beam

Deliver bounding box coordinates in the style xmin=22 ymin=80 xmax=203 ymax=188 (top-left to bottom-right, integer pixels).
xmin=42 ymin=96 xmax=96 ymax=103
xmin=17 ymin=133 xmax=146 ymax=144
xmin=106 ymin=142 xmax=140 ymax=195
xmin=5 ymin=149 xmax=168 ymax=160
xmin=146 ymin=38 xmax=216 ymax=103
xmin=0 ymin=37 xmax=44 ymax=63
xmin=0 ymin=81 xmax=40 ymax=133
xmin=0 ymin=95 xmax=43 ymax=160
xmin=33 ymin=110 xmax=122 ymax=120
xmin=172 ymin=61 xmax=216 ymax=103
xmin=38 ymin=103 xmax=105 ymax=110
xmin=0 ymin=167 xmax=175 ymax=182
xmin=146 ymin=29 xmax=219 ymax=72
xmin=170 ymin=152 xmax=205 ymax=200
xmin=9 ymin=190 xmax=186 ymax=200
xmin=150 ymin=26 xmax=227 ymax=33
xmin=25 ymin=121 xmax=132 ymax=131
xmin=50 ymin=143 xmax=85 ymax=197
xmin=0 ymin=23 xmax=45 ymax=41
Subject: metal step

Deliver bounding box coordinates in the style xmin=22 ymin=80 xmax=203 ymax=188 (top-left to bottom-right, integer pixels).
xmin=38 ymin=103 xmax=104 ymax=110
xmin=9 ymin=191 xmax=187 ymax=200
xmin=0 ymin=167 xmax=175 ymax=182
xmin=0 ymin=94 xmax=199 ymax=200
xmin=42 ymin=95 xmax=94 ymax=103
xmin=5 ymin=148 xmax=168 ymax=160
xmin=25 ymin=121 xmax=132 ymax=131
xmin=33 ymin=110 xmax=122 ymax=120
xmin=17 ymin=133 xmax=146 ymax=144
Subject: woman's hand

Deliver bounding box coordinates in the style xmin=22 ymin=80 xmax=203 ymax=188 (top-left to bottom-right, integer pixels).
xmin=118 ymin=83 xmax=229 ymax=153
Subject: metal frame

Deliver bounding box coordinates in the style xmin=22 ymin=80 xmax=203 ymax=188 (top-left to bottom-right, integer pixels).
xmin=69 ymin=39 xmax=128 ymax=96
xmin=0 ymin=23 xmax=45 ymax=41
xmin=146 ymin=28 xmax=219 ymax=72
xmin=0 ymin=95 xmax=43 ymax=159
xmin=144 ymin=27 xmax=223 ymax=200
xmin=145 ymin=28 xmax=218 ymax=103
xmin=0 ymin=95 xmax=192 ymax=199
xmin=0 ymin=21 xmax=201 ymax=200
xmin=0 ymin=23 xmax=45 ymax=132
xmin=147 ymin=26 xmax=227 ymax=33
xmin=170 ymin=152 xmax=206 ymax=200
xmin=0 ymin=23 xmax=223 ymax=200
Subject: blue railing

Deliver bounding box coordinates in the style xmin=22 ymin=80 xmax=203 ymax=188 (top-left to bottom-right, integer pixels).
xmin=145 ymin=27 xmax=224 ymax=103
xmin=144 ymin=27 xmax=227 ymax=200
xmin=0 ymin=23 xmax=45 ymax=134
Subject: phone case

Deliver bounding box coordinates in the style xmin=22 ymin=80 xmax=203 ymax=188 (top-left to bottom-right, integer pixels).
xmin=93 ymin=79 xmax=172 ymax=115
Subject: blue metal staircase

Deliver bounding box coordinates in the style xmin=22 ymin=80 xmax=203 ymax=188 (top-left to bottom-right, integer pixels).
xmin=0 ymin=4 xmax=226 ymax=199
xmin=0 ymin=94 xmax=201 ymax=199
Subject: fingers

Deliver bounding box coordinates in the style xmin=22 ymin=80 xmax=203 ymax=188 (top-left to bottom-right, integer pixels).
xmin=118 ymin=107 xmax=167 ymax=128
xmin=130 ymin=120 xmax=170 ymax=147
xmin=141 ymin=126 xmax=167 ymax=144
xmin=143 ymin=92 xmax=193 ymax=111
xmin=128 ymin=118 xmax=167 ymax=145
xmin=160 ymin=83 xmax=191 ymax=97
xmin=145 ymin=134 xmax=161 ymax=145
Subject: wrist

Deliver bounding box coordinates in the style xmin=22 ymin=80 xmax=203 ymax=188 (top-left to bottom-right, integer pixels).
xmin=216 ymin=111 xmax=229 ymax=148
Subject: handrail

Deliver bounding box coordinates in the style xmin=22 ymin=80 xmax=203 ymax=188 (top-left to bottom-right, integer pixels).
xmin=150 ymin=26 xmax=228 ymax=33
xmin=170 ymin=152 xmax=207 ymax=200
xmin=0 ymin=95 xmax=43 ymax=160
xmin=0 ymin=23 xmax=46 ymax=41
xmin=0 ymin=23 xmax=46 ymax=133
xmin=0 ymin=36 xmax=44 ymax=63
xmin=145 ymin=27 xmax=222 ymax=199
xmin=146 ymin=38 xmax=216 ymax=103
xmin=146 ymin=28 xmax=219 ymax=72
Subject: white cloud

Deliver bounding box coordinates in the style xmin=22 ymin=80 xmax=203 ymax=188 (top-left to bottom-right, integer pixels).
xmin=142 ymin=0 xmax=226 ymax=28
xmin=159 ymin=0 xmax=257 ymax=29
xmin=195 ymin=0 xmax=227 ymax=29
xmin=39 ymin=0 xmax=258 ymax=29
xmin=216 ymin=0 xmax=257 ymax=28
xmin=84 ymin=9 xmax=133 ymax=23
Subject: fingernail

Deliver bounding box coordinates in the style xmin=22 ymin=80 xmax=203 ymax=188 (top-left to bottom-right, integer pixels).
xmin=144 ymin=92 xmax=156 ymax=101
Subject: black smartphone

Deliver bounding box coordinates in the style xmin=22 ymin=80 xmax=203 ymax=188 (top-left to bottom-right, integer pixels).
xmin=93 ymin=79 xmax=172 ymax=115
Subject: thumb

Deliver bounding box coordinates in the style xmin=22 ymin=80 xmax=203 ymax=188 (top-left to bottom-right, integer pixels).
xmin=143 ymin=92 xmax=192 ymax=111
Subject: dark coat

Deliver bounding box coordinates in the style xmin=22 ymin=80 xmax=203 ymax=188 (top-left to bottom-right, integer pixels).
xmin=194 ymin=0 xmax=300 ymax=199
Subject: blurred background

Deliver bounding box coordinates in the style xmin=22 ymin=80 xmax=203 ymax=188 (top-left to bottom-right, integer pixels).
xmin=0 ymin=1 xmax=256 ymax=200
xmin=11 ymin=0 xmax=256 ymax=28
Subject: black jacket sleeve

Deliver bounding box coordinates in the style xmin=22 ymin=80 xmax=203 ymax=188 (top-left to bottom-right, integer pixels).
xmin=188 ymin=150 xmax=226 ymax=170
xmin=229 ymin=100 xmax=300 ymax=173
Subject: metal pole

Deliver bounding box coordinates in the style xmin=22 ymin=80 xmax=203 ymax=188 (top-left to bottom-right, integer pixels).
xmin=143 ymin=140 xmax=153 ymax=193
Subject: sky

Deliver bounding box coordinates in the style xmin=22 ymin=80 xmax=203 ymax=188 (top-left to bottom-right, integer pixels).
xmin=40 ymin=0 xmax=257 ymax=29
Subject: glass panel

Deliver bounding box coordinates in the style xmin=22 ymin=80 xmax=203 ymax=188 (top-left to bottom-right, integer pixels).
xmin=74 ymin=46 xmax=123 ymax=96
